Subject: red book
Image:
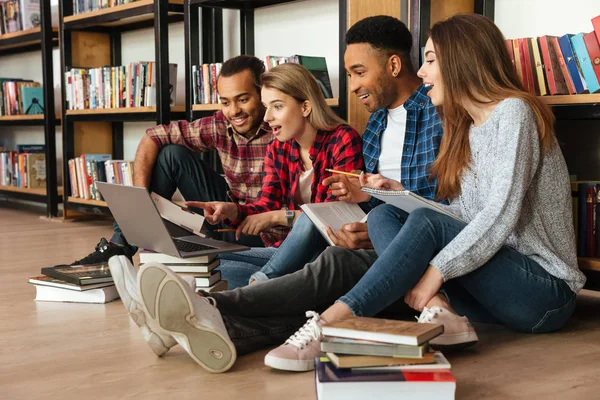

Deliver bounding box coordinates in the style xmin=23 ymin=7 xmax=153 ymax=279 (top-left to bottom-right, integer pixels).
xmin=539 ymin=35 xmax=569 ymax=95
xmin=583 ymin=32 xmax=600 ymax=83
xmin=520 ymin=38 xmax=536 ymax=94
xmin=512 ymin=39 xmax=525 ymax=89
xmin=593 ymin=15 xmax=600 ymax=44
xmin=550 ymin=36 xmax=576 ymax=94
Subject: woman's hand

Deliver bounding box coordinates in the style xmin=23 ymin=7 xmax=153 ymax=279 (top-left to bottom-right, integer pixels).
xmin=322 ymin=171 xmax=371 ymax=203
xmin=235 ymin=211 xmax=279 ymax=240
xmin=360 ymin=173 xmax=405 ymax=191
xmin=404 ymin=265 xmax=444 ymax=311
xmin=186 ymin=201 xmax=238 ymax=224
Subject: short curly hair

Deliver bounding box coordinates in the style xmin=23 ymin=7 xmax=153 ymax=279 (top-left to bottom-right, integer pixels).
xmin=218 ymin=55 xmax=265 ymax=93
xmin=345 ymin=15 xmax=413 ymax=61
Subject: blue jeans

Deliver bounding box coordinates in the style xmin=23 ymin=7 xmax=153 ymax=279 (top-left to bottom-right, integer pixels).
xmin=249 ymin=213 xmax=328 ymax=283
xmin=217 ymin=247 xmax=278 ymax=289
xmin=339 ymin=205 xmax=577 ymax=333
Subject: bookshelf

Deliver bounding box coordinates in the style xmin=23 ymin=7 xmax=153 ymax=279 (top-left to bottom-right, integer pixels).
xmin=0 ymin=1 xmax=60 ymax=218
xmin=58 ymin=0 xmax=185 ymax=218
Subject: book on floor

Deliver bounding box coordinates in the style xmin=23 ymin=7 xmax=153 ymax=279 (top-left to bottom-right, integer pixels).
xmin=40 ymin=263 xmax=112 ymax=286
xmin=321 ymin=316 xmax=443 ymax=346
xmin=321 ymin=336 xmax=428 ymax=358
xmin=31 ymin=284 xmax=119 ymax=304
xmin=360 ymin=187 xmax=463 ymax=222
xmin=300 ymin=202 xmax=367 ymax=246
xmin=138 ymin=250 xmax=217 ymax=265
xmin=159 ymin=259 xmax=220 ymax=273
xmin=326 ymin=352 xmax=436 ymax=369
xmin=28 ymin=275 xmax=115 ymax=291
xmin=352 ymin=352 xmax=451 ymax=372
xmin=177 ymin=270 xmax=222 ymax=288
xmin=199 ymin=279 xmax=228 ymax=293
xmin=315 ymin=357 xmax=456 ymax=400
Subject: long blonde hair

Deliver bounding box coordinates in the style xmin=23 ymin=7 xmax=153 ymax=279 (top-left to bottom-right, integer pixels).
xmin=261 ymin=63 xmax=346 ymax=131
xmin=430 ymin=14 xmax=555 ymax=200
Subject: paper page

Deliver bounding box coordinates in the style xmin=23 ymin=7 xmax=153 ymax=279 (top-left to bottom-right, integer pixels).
xmin=300 ymin=202 xmax=366 ymax=246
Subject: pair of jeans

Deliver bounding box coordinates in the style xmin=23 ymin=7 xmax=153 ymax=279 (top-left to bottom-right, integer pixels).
xmin=216 ymin=247 xmax=278 ymax=289
xmin=110 ymin=145 xmax=264 ymax=251
xmin=339 ymin=205 xmax=577 ymax=333
xmin=209 ymin=246 xmax=382 ymax=355
xmin=249 ymin=213 xmax=328 ymax=283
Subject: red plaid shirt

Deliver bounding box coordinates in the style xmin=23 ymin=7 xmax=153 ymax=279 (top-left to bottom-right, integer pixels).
xmin=234 ymin=124 xmax=364 ymax=247
xmin=146 ymin=111 xmax=287 ymax=246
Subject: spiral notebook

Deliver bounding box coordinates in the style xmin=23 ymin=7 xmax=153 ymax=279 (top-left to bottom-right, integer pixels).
xmin=360 ymin=187 xmax=463 ymax=222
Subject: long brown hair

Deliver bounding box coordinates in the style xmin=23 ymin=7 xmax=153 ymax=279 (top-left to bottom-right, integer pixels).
xmin=260 ymin=63 xmax=346 ymax=131
xmin=430 ymin=14 xmax=555 ymax=200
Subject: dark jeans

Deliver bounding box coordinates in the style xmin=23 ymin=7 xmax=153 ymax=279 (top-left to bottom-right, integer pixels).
xmin=110 ymin=145 xmax=264 ymax=251
xmin=340 ymin=205 xmax=577 ymax=333
xmin=209 ymin=247 xmax=386 ymax=355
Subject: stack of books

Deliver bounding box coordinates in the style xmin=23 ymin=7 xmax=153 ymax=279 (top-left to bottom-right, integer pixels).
xmin=316 ymin=316 xmax=455 ymax=400
xmin=28 ymin=263 xmax=118 ymax=304
xmin=139 ymin=250 xmax=227 ymax=293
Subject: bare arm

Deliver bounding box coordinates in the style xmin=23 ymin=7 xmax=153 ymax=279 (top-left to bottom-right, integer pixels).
xmin=133 ymin=135 xmax=160 ymax=188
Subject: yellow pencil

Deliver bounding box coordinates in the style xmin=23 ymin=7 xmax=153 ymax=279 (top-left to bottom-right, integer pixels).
xmin=325 ymin=169 xmax=362 ymax=178
xmin=216 ymin=228 xmax=237 ymax=233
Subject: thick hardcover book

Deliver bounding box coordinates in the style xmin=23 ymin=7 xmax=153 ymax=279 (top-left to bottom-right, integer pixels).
xmin=300 ymin=202 xmax=367 ymax=246
xmin=551 ymin=36 xmax=577 ymax=94
xmin=32 ymin=284 xmax=119 ymax=304
xmin=592 ymin=15 xmax=600 ymax=44
xmin=315 ymin=357 xmax=455 ymax=400
xmin=558 ymin=34 xmax=588 ymax=94
xmin=570 ymin=33 xmax=600 ymax=93
xmin=519 ymin=38 xmax=536 ymax=94
xmin=321 ymin=316 xmax=443 ymax=346
xmin=321 ymin=336 xmax=427 ymax=358
xmin=326 ymin=352 xmax=435 ymax=369
xmin=28 ymin=275 xmax=114 ymax=291
xmin=177 ymin=270 xmax=222 ymax=288
xmin=528 ymin=38 xmax=548 ymax=96
xmin=138 ymin=250 xmax=217 ymax=265
xmin=41 ymin=263 xmax=113 ymax=286
xmin=156 ymin=259 xmax=220 ymax=274
xmin=583 ymin=32 xmax=600 ymax=83
xmin=538 ymin=36 xmax=569 ymax=95
xmin=25 ymin=153 xmax=45 ymax=189
xmin=361 ymin=187 xmax=462 ymax=222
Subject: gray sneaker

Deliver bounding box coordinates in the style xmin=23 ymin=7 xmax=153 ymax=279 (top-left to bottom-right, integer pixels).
xmin=264 ymin=311 xmax=323 ymax=372
xmin=108 ymin=255 xmax=176 ymax=356
xmin=138 ymin=263 xmax=236 ymax=373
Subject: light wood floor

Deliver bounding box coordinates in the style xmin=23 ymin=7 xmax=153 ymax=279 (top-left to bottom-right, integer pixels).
xmin=1 ymin=206 xmax=599 ymax=400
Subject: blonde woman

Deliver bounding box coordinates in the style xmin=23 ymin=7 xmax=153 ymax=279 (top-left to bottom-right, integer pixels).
xmin=189 ymin=63 xmax=364 ymax=289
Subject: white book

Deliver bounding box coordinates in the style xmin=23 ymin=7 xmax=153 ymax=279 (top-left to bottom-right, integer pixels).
xmin=139 ymin=250 xmax=217 ymax=265
xmin=150 ymin=192 xmax=205 ymax=237
xmin=32 ymin=284 xmax=119 ymax=304
xmin=178 ymin=270 xmax=222 ymax=288
xmin=300 ymin=202 xmax=367 ymax=246
xmin=361 ymin=187 xmax=463 ymax=222
xmin=19 ymin=0 xmax=41 ymax=31
xmin=161 ymin=259 xmax=220 ymax=273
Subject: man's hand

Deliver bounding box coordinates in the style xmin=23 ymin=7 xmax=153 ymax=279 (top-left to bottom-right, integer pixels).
xmin=404 ymin=265 xmax=444 ymax=311
xmin=322 ymin=171 xmax=371 ymax=203
xmin=235 ymin=211 xmax=279 ymax=240
xmin=360 ymin=173 xmax=405 ymax=191
xmin=326 ymin=222 xmax=373 ymax=249
xmin=186 ymin=201 xmax=238 ymax=224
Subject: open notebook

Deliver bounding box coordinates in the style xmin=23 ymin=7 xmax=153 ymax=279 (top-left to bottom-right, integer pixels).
xmin=361 ymin=187 xmax=463 ymax=222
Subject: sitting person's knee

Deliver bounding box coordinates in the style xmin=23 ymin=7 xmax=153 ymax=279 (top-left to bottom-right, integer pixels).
xmin=156 ymin=144 xmax=192 ymax=166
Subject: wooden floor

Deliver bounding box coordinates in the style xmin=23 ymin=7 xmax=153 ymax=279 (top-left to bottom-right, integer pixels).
xmin=1 ymin=206 xmax=600 ymax=399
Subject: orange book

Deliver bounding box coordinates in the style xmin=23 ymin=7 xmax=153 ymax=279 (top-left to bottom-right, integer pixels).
xmin=550 ymin=36 xmax=576 ymax=94
xmin=326 ymin=352 xmax=436 ymax=369
xmin=593 ymin=15 xmax=600 ymax=44
xmin=538 ymin=35 xmax=569 ymax=95
xmin=512 ymin=39 xmax=525 ymax=88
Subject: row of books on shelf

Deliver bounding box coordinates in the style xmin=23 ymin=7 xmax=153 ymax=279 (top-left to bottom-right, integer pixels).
xmin=0 ymin=144 xmax=45 ymax=189
xmin=72 ymin=0 xmax=139 ymax=15
xmin=0 ymin=79 xmax=44 ymax=116
xmin=316 ymin=317 xmax=454 ymax=400
xmin=573 ymin=181 xmax=600 ymax=258
xmin=29 ymin=250 xmax=226 ymax=304
xmin=0 ymin=0 xmax=39 ymax=36
xmin=67 ymin=153 xmax=133 ymax=200
xmin=505 ymin=15 xmax=600 ymax=96
xmin=264 ymin=54 xmax=334 ymax=99
xmin=65 ymin=62 xmax=177 ymax=111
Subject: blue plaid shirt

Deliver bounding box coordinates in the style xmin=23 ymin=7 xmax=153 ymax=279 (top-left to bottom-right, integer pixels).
xmin=362 ymin=84 xmax=443 ymax=210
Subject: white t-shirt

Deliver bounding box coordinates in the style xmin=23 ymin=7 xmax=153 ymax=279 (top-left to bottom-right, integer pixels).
xmin=294 ymin=168 xmax=314 ymax=206
xmin=378 ymin=104 xmax=407 ymax=180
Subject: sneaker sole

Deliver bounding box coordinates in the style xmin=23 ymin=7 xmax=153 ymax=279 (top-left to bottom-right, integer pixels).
xmin=430 ymin=331 xmax=479 ymax=349
xmin=109 ymin=256 xmax=173 ymax=356
xmin=138 ymin=265 xmax=236 ymax=373
xmin=264 ymin=354 xmax=315 ymax=372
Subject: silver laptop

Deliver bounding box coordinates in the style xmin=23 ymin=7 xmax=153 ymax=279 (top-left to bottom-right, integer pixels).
xmin=96 ymin=182 xmax=249 ymax=258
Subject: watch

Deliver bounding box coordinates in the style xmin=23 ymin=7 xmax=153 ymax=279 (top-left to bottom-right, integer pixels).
xmin=285 ymin=209 xmax=295 ymax=227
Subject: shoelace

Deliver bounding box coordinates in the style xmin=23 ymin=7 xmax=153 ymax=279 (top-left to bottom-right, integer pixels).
xmin=416 ymin=306 xmax=443 ymax=323
xmin=284 ymin=311 xmax=322 ymax=350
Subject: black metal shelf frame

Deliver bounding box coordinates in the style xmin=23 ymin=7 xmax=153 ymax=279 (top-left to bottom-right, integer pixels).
xmin=0 ymin=1 xmax=59 ymax=217
xmin=59 ymin=0 xmax=184 ymax=214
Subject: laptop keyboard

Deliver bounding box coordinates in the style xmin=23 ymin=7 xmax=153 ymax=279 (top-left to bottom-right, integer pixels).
xmin=173 ymin=238 xmax=216 ymax=253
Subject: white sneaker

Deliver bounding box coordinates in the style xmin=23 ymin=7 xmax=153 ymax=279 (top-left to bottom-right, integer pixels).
xmin=138 ymin=263 xmax=236 ymax=373
xmin=108 ymin=255 xmax=176 ymax=356
xmin=417 ymin=306 xmax=478 ymax=348
xmin=264 ymin=311 xmax=323 ymax=372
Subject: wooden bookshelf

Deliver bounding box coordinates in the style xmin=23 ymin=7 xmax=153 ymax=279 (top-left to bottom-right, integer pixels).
xmin=540 ymin=94 xmax=600 ymax=106
xmin=67 ymin=197 xmax=108 ymax=207
xmin=0 ymin=27 xmax=59 ymax=53
xmin=0 ymin=115 xmax=44 ymax=121
xmin=191 ymin=98 xmax=339 ymax=112
xmin=578 ymin=257 xmax=600 ymax=272
xmin=0 ymin=186 xmax=63 ymax=196
xmin=66 ymin=106 xmax=186 ymax=116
